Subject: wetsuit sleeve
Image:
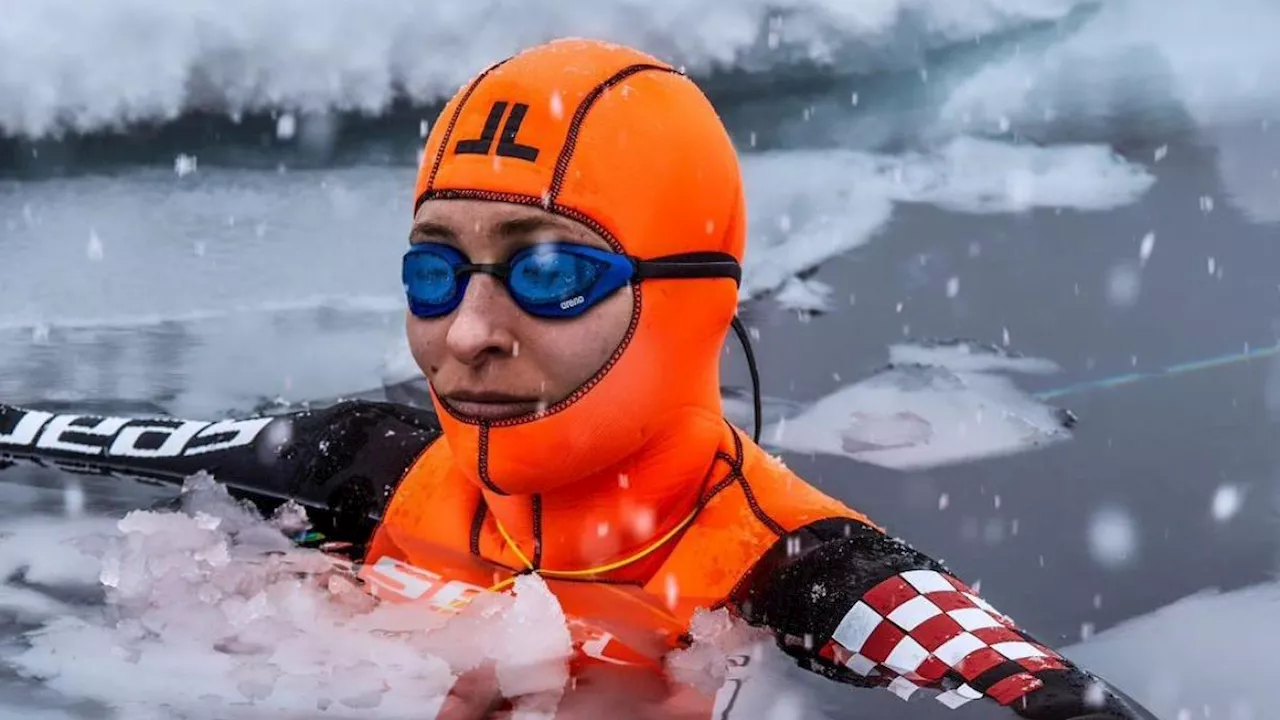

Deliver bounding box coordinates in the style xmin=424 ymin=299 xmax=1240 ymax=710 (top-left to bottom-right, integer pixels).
xmin=728 ymin=518 xmax=1156 ymax=719
xmin=0 ymin=401 xmax=441 ymax=554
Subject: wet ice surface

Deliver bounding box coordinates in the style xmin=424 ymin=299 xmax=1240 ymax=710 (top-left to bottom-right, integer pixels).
xmin=0 ymin=0 xmax=1093 ymax=138
xmin=3 ymin=0 xmax=1277 ymax=148
xmin=739 ymin=137 xmax=1154 ymax=305
xmin=1064 ymin=583 xmax=1280 ymax=720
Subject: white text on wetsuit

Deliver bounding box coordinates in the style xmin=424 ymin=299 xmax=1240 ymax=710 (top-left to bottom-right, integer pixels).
xmin=0 ymin=409 xmax=273 ymax=458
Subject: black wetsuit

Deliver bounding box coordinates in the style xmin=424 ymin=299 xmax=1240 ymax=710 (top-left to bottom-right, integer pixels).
xmin=0 ymin=400 xmax=1156 ymax=720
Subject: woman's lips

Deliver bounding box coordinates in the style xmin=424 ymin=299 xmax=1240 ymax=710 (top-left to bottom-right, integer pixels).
xmin=441 ymin=394 xmax=544 ymax=421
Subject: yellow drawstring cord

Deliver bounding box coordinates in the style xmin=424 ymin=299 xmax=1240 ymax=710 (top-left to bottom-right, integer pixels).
xmin=484 ymin=505 xmax=699 ymax=592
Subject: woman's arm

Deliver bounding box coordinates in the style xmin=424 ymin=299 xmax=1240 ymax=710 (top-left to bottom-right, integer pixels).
xmin=0 ymin=400 xmax=441 ymax=554
xmin=729 ymin=518 xmax=1157 ymax=719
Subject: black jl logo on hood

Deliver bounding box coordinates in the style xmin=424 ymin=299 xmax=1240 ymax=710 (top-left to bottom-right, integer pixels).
xmin=454 ymin=101 xmax=540 ymax=162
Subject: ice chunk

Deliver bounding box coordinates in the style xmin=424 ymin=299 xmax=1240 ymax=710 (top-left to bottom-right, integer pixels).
xmin=0 ymin=475 xmax=589 ymax=718
xmin=739 ymin=138 xmax=1152 ymax=304
xmin=666 ymin=608 xmax=771 ymax=696
xmin=763 ymin=341 xmax=1072 ymax=470
xmin=775 ymin=277 xmax=834 ymax=313
xmin=493 ymin=574 xmax=572 ymax=699
xmin=886 ymin=341 xmax=1060 ymax=375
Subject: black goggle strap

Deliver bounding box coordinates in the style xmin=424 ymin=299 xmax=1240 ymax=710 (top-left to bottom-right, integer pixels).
xmin=631 ymin=252 xmax=761 ymax=444
xmin=452 ymin=252 xmax=743 ymax=285
xmin=632 ymin=252 xmax=742 ymax=287
xmin=731 ymin=316 xmax=762 ymax=444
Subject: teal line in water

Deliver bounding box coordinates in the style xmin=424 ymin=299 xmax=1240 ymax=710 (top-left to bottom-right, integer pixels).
xmin=1032 ymin=341 xmax=1280 ymax=400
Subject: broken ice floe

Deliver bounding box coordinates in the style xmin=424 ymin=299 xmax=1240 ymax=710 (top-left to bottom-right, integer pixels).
xmin=761 ymin=340 xmax=1073 ymax=470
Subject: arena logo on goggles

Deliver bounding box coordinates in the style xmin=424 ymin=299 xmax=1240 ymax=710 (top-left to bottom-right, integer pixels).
xmin=0 ymin=408 xmax=273 ymax=459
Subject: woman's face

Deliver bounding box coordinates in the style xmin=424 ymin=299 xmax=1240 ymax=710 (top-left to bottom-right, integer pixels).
xmin=406 ymin=199 xmax=634 ymax=421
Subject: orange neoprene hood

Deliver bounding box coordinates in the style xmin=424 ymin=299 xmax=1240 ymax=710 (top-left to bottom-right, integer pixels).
xmin=413 ymin=38 xmax=748 ymax=497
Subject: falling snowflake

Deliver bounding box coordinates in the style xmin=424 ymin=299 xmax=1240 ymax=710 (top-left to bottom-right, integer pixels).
xmin=1087 ymin=505 xmax=1138 ymax=568
xmin=1211 ymin=484 xmax=1242 ymax=522
xmin=87 ymin=229 xmax=105 ymax=261
xmin=276 ymin=114 xmax=297 ymax=140
xmin=1138 ymin=232 xmax=1156 ymax=267
xmin=174 ymin=154 xmax=198 ymax=177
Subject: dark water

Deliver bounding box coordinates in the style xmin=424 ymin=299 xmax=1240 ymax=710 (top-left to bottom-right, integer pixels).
xmin=729 ymin=126 xmax=1280 ymax=644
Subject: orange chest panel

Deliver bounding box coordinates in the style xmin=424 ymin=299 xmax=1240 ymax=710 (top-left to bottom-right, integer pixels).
xmin=363 ymin=436 xmax=869 ymax=670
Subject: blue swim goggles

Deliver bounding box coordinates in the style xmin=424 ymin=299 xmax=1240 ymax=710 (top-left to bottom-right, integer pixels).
xmin=402 ymin=242 xmax=741 ymax=319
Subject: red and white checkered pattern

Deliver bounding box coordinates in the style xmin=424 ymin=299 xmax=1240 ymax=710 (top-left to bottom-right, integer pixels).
xmin=819 ymin=570 xmax=1067 ymax=710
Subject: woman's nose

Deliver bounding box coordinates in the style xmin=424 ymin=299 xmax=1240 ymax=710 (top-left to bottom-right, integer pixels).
xmin=444 ymin=274 xmax=521 ymax=365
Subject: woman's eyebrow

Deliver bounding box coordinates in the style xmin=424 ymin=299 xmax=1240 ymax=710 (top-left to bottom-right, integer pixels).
xmin=408 ymin=220 xmax=458 ymax=243
xmin=496 ymin=216 xmax=576 ymax=239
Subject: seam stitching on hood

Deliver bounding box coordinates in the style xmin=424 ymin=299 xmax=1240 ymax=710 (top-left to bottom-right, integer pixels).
xmin=477 ymin=423 xmax=508 ymax=494
xmin=416 ymin=191 xmax=643 ymax=432
xmin=726 ymin=425 xmax=785 ymax=536
xmin=420 ymin=58 xmax=511 ymax=204
xmin=469 ymin=499 xmax=487 ymax=556
xmin=546 ymin=63 xmax=677 ymax=206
